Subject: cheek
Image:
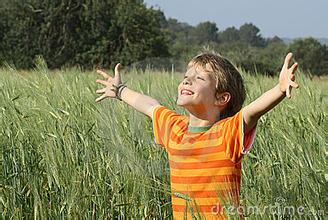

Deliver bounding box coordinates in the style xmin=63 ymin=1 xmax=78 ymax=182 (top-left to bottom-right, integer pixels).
xmin=199 ymin=87 xmax=216 ymax=101
xmin=177 ymin=83 xmax=183 ymax=93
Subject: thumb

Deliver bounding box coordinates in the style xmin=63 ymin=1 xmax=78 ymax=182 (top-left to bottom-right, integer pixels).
xmin=114 ymin=63 xmax=122 ymax=84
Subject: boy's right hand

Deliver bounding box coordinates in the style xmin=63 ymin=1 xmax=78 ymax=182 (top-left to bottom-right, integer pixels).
xmin=95 ymin=63 xmax=123 ymax=102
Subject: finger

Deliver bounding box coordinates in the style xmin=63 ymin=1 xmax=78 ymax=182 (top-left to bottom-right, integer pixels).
xmin=95 ymin=94 xmax=107 ymax=102
xmin=96 ymin=79 xmax=109 ymax=86
xmin=283 ymin=52 xmax=293 ymax=69
xmin=286 ymin=85 xmax=291 ymax=99
xmin=97 ymin=69 xmax=110 ymax=79
xmin=110 ymin=87 xmax=117 ymax=92
xmin=114 ymin=63 xmax=122 ymax=79
xmin=96 ymin=88 xmax=106 ymax=94
xmin=290 ymin=81 xmax=299 ymax=88
xmin=290 ymin=63 xmax=298 ymax=74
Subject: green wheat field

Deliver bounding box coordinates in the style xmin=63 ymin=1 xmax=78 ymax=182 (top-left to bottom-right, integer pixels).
xmin=1 ymin=63 xmax=327 ymax=219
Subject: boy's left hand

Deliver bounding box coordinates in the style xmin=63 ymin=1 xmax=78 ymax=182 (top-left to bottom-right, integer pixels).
xmin=279 ymin=53 xmax=299 ymax=98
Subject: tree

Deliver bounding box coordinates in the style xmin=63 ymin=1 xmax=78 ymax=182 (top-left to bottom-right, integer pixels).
xmin=0 ymin=8 xmax=5 ymax=63
xmin=192 ymin=21 xmax=218 ymax=43
xmin=267 ymin=36 xmax=284 ymax=44
xmin=239 ymin=23 xmax=266 ymax=47
xmin=161 ymin=18 xmax=198 ymax=60
xmin=0 ymin=0 xmax=44 ymax=68
xmin=218 ymin=27 xmax=240 ymax=43
xmin=288 ymin=38 xmax=328 ymax=75
xmin=111 ymin=0 xmax=170 ymax=66
xmin=0 ymin=0 xmax=170 ymax=69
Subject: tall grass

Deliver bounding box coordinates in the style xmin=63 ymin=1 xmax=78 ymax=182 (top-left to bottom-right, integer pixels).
xmin=0 ymin=66 xmax=327 ymax=219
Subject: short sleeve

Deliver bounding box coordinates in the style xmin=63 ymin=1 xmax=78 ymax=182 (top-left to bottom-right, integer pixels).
xmin=152 ymin=106 xmax=183 ymax=148
xmin=222 ymin=108 xmax=257 ymax=163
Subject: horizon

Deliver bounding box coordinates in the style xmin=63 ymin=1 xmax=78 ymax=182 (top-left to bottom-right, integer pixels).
xmin=144 ymin=0 xmax=328 ymax=39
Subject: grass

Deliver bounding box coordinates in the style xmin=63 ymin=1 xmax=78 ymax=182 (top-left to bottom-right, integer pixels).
xmin=0 ymin=65 xmax=327 ymax=219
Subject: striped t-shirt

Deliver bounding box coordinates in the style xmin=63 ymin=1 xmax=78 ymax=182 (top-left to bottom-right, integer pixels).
xmin=153 ymin=106 xmax=256 ymax=219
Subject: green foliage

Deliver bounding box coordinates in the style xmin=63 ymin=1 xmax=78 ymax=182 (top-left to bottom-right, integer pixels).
xmin=111 ymin=1 xmax=170 ymax=65
xmin=0 ymin=1 xmax=5 ymax=61
xmin=0 ymin=1 xmax=327 ymax=76
xmin=217 ymin=23 xmax=267 ymax=47
xmin=192 ymin=21 xmax=219 ymax=43
xmin=288 ymin=38 xmax=328 ymax=75
xmin=214 ymin=40 xmax=286 ymax=76
xmin=161 ymin=18 xmax=198 ymax=61
xmin=163 ymin=21 xmax=285 ymax=75
xmin=0 ymin=0 xmax=169 ymax=69
xmin=218 ymin=27 xmax=240 ymax=43
xmin=1 ymin=68 xmax=326 ymax=218
xmin=238 ymin=23 xmax=267 ymax=47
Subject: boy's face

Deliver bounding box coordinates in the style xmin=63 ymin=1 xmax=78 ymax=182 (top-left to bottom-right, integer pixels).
xmin=177 ymin=65 xmax=218 ymax=111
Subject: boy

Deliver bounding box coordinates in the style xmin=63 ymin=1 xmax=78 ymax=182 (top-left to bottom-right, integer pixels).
xmin=95 ymin=52 xmax=299 ymax=219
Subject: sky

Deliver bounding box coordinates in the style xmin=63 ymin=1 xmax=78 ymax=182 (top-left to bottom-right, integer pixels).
xmin=144 ymin=0 xmax=328 ymax=38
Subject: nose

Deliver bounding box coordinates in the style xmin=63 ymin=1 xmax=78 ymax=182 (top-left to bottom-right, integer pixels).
xmin=182 ymin=77 xmax=191 ymax=85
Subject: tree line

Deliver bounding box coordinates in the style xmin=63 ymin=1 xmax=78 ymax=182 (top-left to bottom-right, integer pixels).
xmin=0 ymin=0 xmax=327 ymax=75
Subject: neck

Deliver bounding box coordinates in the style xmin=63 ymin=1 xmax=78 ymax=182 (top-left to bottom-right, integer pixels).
xmin=186 ymin=106 xmax=220 ymax=127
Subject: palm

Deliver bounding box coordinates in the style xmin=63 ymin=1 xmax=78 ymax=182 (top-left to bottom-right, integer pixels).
xmin=279 ymin=53 xmax=299 ymax=98
xmin=95 ymin=63 xmax=122 ymax=102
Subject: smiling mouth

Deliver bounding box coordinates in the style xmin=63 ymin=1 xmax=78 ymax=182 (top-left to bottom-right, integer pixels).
xmin=180 ymin=89 xmax=194 ymax=95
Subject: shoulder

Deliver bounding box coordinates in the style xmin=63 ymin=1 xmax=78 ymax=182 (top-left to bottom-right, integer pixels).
xmin=152 ymin=105 xmax=186 ymax=122
xmin=214 ymin=108 xmax=244 ymax=131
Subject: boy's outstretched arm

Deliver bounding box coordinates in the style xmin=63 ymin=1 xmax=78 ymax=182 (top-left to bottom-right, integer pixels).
xmin=243 ymin=53 xmax=299 ymax=134
xmin=95 ymin=63 xmax=160 ymax=119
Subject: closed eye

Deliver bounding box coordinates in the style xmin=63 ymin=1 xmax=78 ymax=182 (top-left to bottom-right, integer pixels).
xmin=197 ymin=76 xmax=205 ymax=81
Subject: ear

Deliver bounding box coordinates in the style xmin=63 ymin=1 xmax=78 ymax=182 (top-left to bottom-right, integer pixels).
xmin=215 ymin=92 xmax=231 ymax=107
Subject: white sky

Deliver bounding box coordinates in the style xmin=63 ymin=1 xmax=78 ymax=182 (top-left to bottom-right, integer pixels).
xmin=144 ymin=0 xmax=328 ymax=38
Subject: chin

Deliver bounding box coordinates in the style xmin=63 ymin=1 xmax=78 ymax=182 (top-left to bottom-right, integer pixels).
xmin=177 ymin=99 xmax=192 ymax=107
xmin=176 ymin=97 xmax=186 ymax=106
xmin=176 ymin=100 xmax=184 ymax=106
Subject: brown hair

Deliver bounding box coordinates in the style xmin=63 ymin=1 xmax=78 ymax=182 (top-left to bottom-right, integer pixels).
xmin=189 ymin=52 xmax=246 ymax=119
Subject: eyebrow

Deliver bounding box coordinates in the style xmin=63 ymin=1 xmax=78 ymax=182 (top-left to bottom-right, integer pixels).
xmin=185 ymin=66 xmax=208 ymax=76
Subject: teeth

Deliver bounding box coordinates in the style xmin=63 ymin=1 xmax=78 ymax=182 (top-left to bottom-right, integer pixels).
xmin=181 ymin=90 xmax=193 ymax=95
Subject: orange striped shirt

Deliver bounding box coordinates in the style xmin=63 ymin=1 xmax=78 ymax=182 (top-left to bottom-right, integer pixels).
xmin=153 ymin=106 xmax=256 ymax=219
